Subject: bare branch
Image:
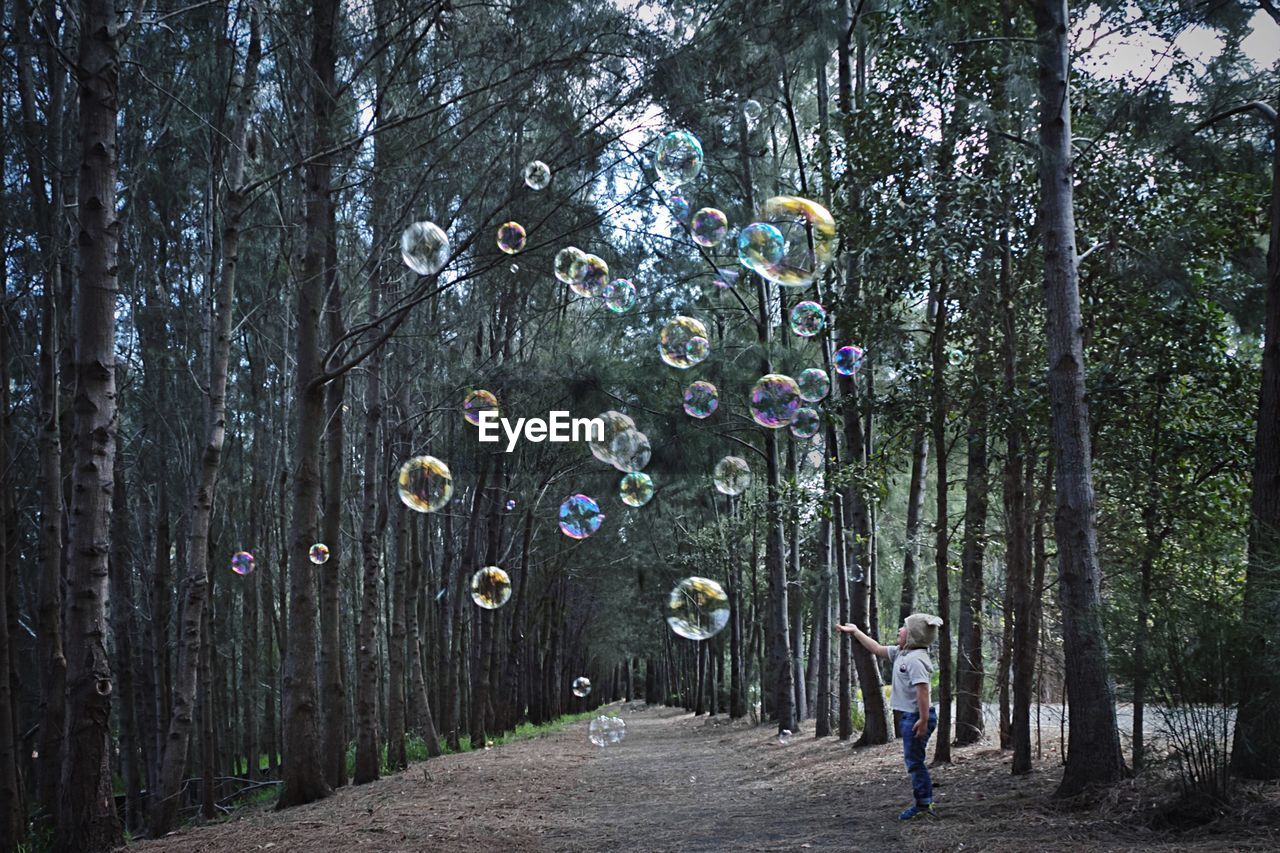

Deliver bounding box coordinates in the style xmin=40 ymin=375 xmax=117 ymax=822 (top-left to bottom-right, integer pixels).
xmin=1193 ymin=100 xmax=1278 ymax=133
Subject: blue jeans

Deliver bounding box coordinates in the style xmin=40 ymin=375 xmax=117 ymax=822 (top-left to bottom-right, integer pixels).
xmin=900 ymin=708 xmax=937 ymax=805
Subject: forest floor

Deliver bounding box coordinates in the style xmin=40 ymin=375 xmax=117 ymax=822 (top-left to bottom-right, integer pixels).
xmin=131 ymin=703 xmax=1280 ymax=852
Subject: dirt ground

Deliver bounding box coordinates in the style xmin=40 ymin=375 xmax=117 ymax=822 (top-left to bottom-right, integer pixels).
xmin=130 ymin=704 xmax=1280 ymax=852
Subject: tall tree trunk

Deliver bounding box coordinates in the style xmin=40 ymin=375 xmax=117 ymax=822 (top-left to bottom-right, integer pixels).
xmin=0 ymin=269 xmax=24 ymax=850
xmin=109 ymin=479 xmax=142 ymax=832
xmin=1031 ymin=0 xmax=1125 ymax=796
xmin=899 ymin=425 xmax=928 ymax=626
xmin=320 ymin=235 xmax=347 ymax=788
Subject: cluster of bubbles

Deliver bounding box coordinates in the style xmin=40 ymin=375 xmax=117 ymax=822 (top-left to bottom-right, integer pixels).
xmin=588 ymin=715 xmax=627 ymax=747
xmin=463 ymin=389 xmax=499 ymax=425
xmin=682 ymin=381 xmax=718 ymax=419
xmin=523 ymin=159 xmax=551 ymax=191
xmin=400 ymin=221 xmax=450 ymax=276
xmin=750 ymin=374 xmax=801 ymax=428
xmin=505 ymin=499 xmax=517 ymax=511
xmin=666 ymin=576 xmax=730 ymax=641
xmin=690 ymin=208 xmax=728 ymax=247
xmin=738 ymin=197 xmax=837 ymax=287
xmin=713 ymin=456 xmax=752 ymax=496
xmin=654 ymin=130 xmax=704 ymax=186
xmin=572 ymin=676 xmax=592 ymax=698
xmin=398 ymin=455 xmax=454 ymax=513
xmin=470 ymin=566 xmax=512 ymax=610
xmin=559 ymin=494 xmax=605 ymax=539
xmin=834 ymin=345 xmax=864 ymax=376
xmin=496 ymin=222 xmax=526 ymax=254
xmin=309 ymin=543 xmax=330 ymax=565
xmin=619 ymin=472 xmax=654 ymax=507
xmin=789 ymin=301 xmax=826 ymax=337
xmin=659 ymin=316 xmax=710 ymax=369
xmin=231 ymin=551 xmax=255 ymax=576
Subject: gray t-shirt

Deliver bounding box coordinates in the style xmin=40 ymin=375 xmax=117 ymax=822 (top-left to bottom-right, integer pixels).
xmin=887 ymin=646 xmax=933 ymax=713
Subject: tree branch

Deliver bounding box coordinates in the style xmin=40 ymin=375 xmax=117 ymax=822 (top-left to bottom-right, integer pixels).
xmin=1193 ymin=100 xmax=1277 ymax=133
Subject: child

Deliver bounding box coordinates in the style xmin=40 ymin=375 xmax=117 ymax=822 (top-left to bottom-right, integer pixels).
xmin=837 ymin=613 xmax=944 ymax=820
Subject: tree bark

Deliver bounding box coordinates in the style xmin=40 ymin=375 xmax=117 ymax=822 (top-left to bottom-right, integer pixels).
xmin=899 ymin=425 xmax=928 ymax=626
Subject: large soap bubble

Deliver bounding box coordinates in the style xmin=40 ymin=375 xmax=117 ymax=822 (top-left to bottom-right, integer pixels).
xmin=749 ymin=373 xmax=801 ymax=428
xmin=654 ymin=130 xmax=704 ymax=185
xmin=834 ymin=345 xmax=864 ymax=376
xmin=463 ymin=389 xmax=499 ymax=425
xmin=666 ymin=576 xmax=730 ymax=641
xmin=691 ymin=208 xmax=728 ymax=247
xmin=738 ymin=222 xmax=786 ymax=275
xmin=570 ymin=253 xmax=609 ymax=297
xmin=572 ymin=676 xmax=592 ymax=698
xmin=309 ymin=543 xmax=330 ymax=565
xmin=620 ymin=471 xmax=654 ymax=507
xmin=790 ymin=407 xmax=820 ymax=439
xmin=523 ymin=159 xmax=551 ymax=190
xmin=797 ymin=368 xmax=831 ymax=402
xmin=231 ymin=551 xmax=255 ymax=576
xmin=603 ymin=278 xmax=637 ymax=313
xmin=713 ymin=456 xmax=752 ymax=496
xmin=555 ymin=246 xmax=587 ymax=285
xmin=559 ymin=494 xmax=604 ymax=539
xmin=754 ymin=196 xmax=838 ymax=287
xmin=685 ymin=336 xmax=710 ymax=366
xmin=589 ymin=715 xmax=627 ymax=746
xmin=682 ymin=381 xmax=718 ymax=419
xmin=789 ymin=300 xmax=826 ymax=337
xmin=610 ymin=429 xmax=651 ymax=473
xmin=658 ymin=316 xmax=709 ymax=369
xmin=398 ymin=455 xmax=455 ymax=513
xmin=400 ymin=221 xmax=449 ymax=276
xmin=496 ymin=221 xmax=526 ymax=254
xmin=589 ymin=411 xmax=636 ymax=466
xmin=470 ymin=566 xmax=512 ymax=609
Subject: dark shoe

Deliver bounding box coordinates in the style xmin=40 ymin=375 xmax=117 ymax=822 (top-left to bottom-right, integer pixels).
xmin=898 ymin=803 xmax=935 ymax=821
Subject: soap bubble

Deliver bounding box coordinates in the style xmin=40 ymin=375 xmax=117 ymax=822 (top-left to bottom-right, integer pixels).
xmin=654 ymin=130 xmax=704 ymax=186
xmin=797 ymin=368 xmax=831 ymax=402
xmin=749 ymin=373 xmax=801 ymax=428
xmin=682 ymin=381 xmax=719 ymax=419
xmin=713 ymin=456 xmax=752 ymax=496
xmin=790 ymin=407 xmax=820 ymax=439
xmin=505 ymin=499 xmax=517 ymax=511
xmin=570 ymin=253 xmax=609 ymax=297
xmin=666 ymin=576 xmax=730 ymax=641
xmin=309 ymin=543 xmax=330 ymax=565
xmin=738 ymin=222 xmax=786 ymax=274
xmin=690 ymin=208 xmax=728 ymax=247
xmin=609 ymin=429 xmax=651 ymax=473
xmin=669 ymin=195 xmax=690 ymax=224
xmin=620 ymin=471 xmax=655 ymax=507
xmin=559 ymin=494 xmax=604 ymax=539
xmin=589 ymin=715 xmax=627 ymax=746
xmin=231 ymin=551 xmax=255 ymax=576
xmin=589 ymin=411 xmax=636 ymax=466
xmin=659 ymin=316 xmax=709 ymax=369
xmin=397 ymin=455 xmax=455 ymax=513
xmin=778 ymin=729 xmax=793 ymax=745
xmin=470 ymin=566 xmax=512 ymax=609
xmin=834 ymin=345 xmax=864 ymax=376
xmin=555 ymin=246 xmax=587 ymax=285
xmin=753 ymin=196 xmax=838 ymax=287
xmin=685 ymin=336 xmax=710 ymax=366
xmin=713 ymin=268 xmax=740 ymax=289
xmin=743 ymin=99 xmax=763 ymax=123
xmin=496 ymin=221 xmax=526 ymax=254
xmin=510 ymin=263 xmax=519 ymax=274
xmin=463 ymin=389 xmax=499 ymax=425
xmin=948 ymin=347 xmax=966 ymax=367
xmin=603 ymin=278 xmax=637 ymax=313
xmin=789 ymin=300 xmax=826 ymax=337
xmin=400 ymin=221 xmax=449 ymax=276
xmin=523 ymin=159 xmax=551 ymax=190
xmin=572 ymin=676 xmax=592 ymax=698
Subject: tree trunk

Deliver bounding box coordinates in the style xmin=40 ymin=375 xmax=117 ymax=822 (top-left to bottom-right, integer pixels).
xmin=320 ymin=237 xmax=347 ymax=788
xmin=899 ymin=425 xmax=928 ymax=626
xmin=0 ymin=270 xmax=24 ymax=850
xmin=1031 ymin=0 xmax=1125 ymax=796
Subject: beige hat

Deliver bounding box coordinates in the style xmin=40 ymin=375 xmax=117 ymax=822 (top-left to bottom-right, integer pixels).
xmin=904 ymin=613 xmax=944 ymax=649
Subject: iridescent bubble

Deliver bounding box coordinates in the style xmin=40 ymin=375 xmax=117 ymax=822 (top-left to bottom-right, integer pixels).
xmin=666 ymin=576 xmax=730 ymax=641
xmin=789 ymin=301 xmax=826 ymax=337
xmin=572 ymin=676 xmax=592 ymax=698
xmin=400 ymin=221 xmax=450 ymax=276
xmin=496 ymin=221 xmax=526 ymax=254
xmin=753 ymin=196 xmax=838 ymax=287
xmin=659 ymin=316 xmax=709 ymax=369
xmin=555 ymin=246 xmax=587 ymax=285
xmin=559 ymin=494 xmax=604 ymax=539
xmin=570 ymin=253 xmax=609 ymax=297
xmin=685 ymin=336 xmax=710 ymax=366
xmin=834 ymin=345 xmax=865 ymax=376
xmin=790 ymin=407 xmax=820 ymax=439
xmin=654 ymin=130 xmax=704 ymax=186
xmin=948 ymin=348 xmax=966 ymax=366
xmin=690 ymin=208 xmax=728 ymax=247
xmin=669 ymin=195 xmax=690 ymax=224
xmin=231 ymin=551 xmax=255 ymax=576
xmin=509 ymin=263 xmax=519 ymax=274
xmin=589 ymin=411 xmax=636 ymax=466
xmin=749 ymin=373 xmax=801 ymax=428
xmin=602 ymin=278 xmax=637 ymax=313
xmin=797 ymin=368 xmax=831 ymax=402
xmin=713 ymin=268 xmax=740 ymax=289
xmin=609 ymin=429 xmax=651 ymax=473
xmin=470 ymin=566 xmax=512 ymax=610
xmin=738 ymin=222 xmax=786 ymax=275
xmin=682 ymin=381 xmax=719 ymax=419
xmin=309 ymin=543 xmax=330 ymax=565
xmin=523 ymin=159 xmax=551 ymax=190
xmin=397 ymin=455 xmax=455 ymax=513
xmin=589 ymin=715 xmax=626 ymax=747
xmin=713 ymin=456 xmax=752 ymax=496
xmin=463 ymin=389 xmax=499 ymax=425
xmin=505 ymin=499 xmax=517 ymax=511
xmin=620 ymin=472 xmax=654 ymax=507
xmin=743 ymin=99 xmax=763 ymax=123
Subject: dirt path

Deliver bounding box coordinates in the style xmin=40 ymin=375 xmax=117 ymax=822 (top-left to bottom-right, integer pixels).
xmin=131 ymin=704 xmax=1276 ymax=852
